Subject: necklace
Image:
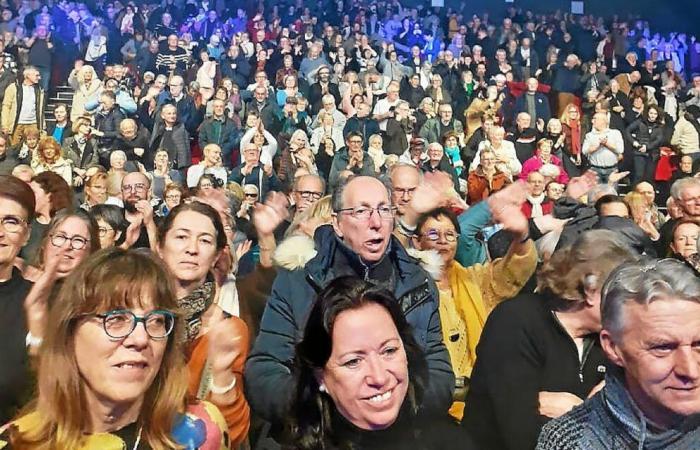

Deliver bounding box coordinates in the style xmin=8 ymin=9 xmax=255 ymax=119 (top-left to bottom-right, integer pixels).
xmin=132 ymin=426 xmax=143 ymax=450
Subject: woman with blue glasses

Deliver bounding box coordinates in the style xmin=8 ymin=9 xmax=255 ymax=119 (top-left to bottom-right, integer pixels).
xmin=0 ymin=248 xmax=230 ymax=449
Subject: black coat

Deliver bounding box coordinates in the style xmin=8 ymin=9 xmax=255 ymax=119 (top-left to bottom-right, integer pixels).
xmin=463 ymin=293 xmax=608 ymax=450
xmin=308 ymin=82 xmax=341 ymax=116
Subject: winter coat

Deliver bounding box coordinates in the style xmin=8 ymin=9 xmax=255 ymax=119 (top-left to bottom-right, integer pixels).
xmin=244 ymin=225 xmax=455 ymax=426
xmin=1 ymin=81 xmax=45 ymax=132
xmin=149 ymin=121 xmax=191 ymax=169
xmin=198 ymin=117 xmax=242 ymax=168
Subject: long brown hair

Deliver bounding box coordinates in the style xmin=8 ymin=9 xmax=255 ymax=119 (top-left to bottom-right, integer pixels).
xmin=9 ymin=249 xmax=189 ymax=449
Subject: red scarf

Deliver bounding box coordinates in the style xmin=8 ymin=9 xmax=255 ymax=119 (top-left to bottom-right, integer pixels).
xmin=569 ymin=122 xmax=581 ymax=155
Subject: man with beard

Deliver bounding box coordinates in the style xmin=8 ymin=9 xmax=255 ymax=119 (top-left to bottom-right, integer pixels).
xmin=119 ymin=172 xmax=157 ymax=250
xmin=308 ymin=65 xmax=341 ymax=116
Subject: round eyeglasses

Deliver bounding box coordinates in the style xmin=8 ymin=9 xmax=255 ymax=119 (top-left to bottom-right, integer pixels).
xmin=89 ymin=309 xmax=176 ymax=340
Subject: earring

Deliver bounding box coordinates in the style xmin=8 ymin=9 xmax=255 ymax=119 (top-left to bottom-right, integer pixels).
xmin=319 ymin=384 xmax=327 ymax=393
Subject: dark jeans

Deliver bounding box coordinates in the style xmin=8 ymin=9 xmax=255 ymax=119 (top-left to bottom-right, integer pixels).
xmin=590 ymin=164 xmax=618 ymax=185
xmin=631 ymin=152 xmax=658 ymax=185
xmin=36 ymin=66 xmax=50 ymax=93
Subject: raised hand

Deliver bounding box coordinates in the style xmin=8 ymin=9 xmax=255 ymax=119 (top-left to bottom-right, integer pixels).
xmin=253 ymin=191 xmax=290 ymax=237
xmin=565 ymin=170 xmax=598 ymax=200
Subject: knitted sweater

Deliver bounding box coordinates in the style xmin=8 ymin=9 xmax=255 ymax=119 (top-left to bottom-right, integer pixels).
xmin=536 ymin=370 xmax=700 ymax=450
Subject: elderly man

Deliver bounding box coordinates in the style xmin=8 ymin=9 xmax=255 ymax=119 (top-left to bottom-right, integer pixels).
xmin=582 ymin=112 xmax=625 ymax=184
xmin=658 ymin=177 xmax=700 ymax=254
xmin=310 ymin=93 xmax=347 ymax=132
xmin=199 ymin=98 xmax=241 ymax=168
xmin=290 ymin=173 xmax=325 ymax=216
xmin=113 ymin=118 xmax=151 ymax=171
xmin=419 ymin=103 xmax=465 ymax=146
xmin=328 ymin=131 xmax=376 ymax=189
xmin=245 ymin=175 xmax=454 ymax=428
xmin=514 ymin=78 xmax=551 ymax=130
xmin=149 ymin=103 xmax=190 ymax=171
xmin=229 ymin=142 xmax=281 ymax=198
xmin=537 ymin=258 xmax=700 ymax=449
xmin=187 ymin=143 xmax=227 ymax=188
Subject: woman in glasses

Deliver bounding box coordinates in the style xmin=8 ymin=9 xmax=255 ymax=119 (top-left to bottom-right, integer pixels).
xmin=157 ymin=202 xmax=250 ymax=446
xmin=412 ymin=194 xmax=537 ymax=421
xmin=0 ymin=248 xmax=230 ymax=449
xmin=0 ymin=176 xmax=37 ymax=424
xmin=89 ymin=204 xmax=128 ymax=249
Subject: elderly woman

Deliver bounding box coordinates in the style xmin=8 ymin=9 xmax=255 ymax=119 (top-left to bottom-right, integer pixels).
xmin=156 ymin=182 xmax=186 ymax=218
xmin=157 ymin=202 xmax=250 ymax=445
xmin=291 ymin=277 xmax=469 ymax=449
xmin=63 ymin=116 xmax=100 ymax=188
xmin=466 ymin=148 xmax=511 ymax=205
xmin=470 ymin=126 xmax=521 ymax=180
xmin=413 ymin=192 xmax=537 ymax=421
xmin=421 ymin=143 xmax=460 ymax=192
xmin=106 ymin=150 xmax=128 ymax=199
xmin=30 ymin=137 xmax=73 ymax=185
xmin=520 ymin=139 xmax=570 ymax=184
xmin=1 ymin=249 xmax=229 ymax=448
xmin=463 ymin=230 xmax=637 ymax=450
xmin=67 ymin=64 xmax=102 ymax=122
xmin=426 ymin=73 xmax=452 ymax=110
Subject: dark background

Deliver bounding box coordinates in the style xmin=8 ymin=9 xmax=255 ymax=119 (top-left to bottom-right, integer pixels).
xmin=423 ymin=0 xmax=700 ymax=36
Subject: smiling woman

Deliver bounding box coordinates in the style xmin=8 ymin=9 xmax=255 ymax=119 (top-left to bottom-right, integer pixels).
xmin=0 ymin=248 xmax=230 ymax=449
xmin=291 ymin=277 xmax=468 ymax=450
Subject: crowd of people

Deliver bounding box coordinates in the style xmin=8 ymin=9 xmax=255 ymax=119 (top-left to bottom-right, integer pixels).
xmin=0 ymin=0 xmax=699 ymax=448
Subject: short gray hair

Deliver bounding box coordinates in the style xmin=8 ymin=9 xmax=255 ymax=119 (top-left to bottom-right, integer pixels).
xmin=601 ymin=258 xmax=700 ymax=340
xmin=331 ymin=175 xmax=392 ymax=212
xmin=670 ymin=177 xmax=700 ymax=201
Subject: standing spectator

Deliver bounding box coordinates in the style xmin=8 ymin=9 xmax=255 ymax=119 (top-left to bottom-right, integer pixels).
xmin=2 ymin=66 xmax=45 ymax=145
xmin=149 ymin=103 xmax=191 ymax=171
xmin=155 ymin=34 xmax=188 ymax=76
xmin=514 ymin=78 xmax=551 ymax=130
xmin=467 ymin=148 xmax=511 ymax=205
xmin=113 ymin=118 xmax=151 ymax=171
xmin=199 ymin=98 xmax=241 ymax=169
xmin=329 ymin=132 xmax=377 ymax=188
xmin=308 ymin=65 xmax=341 ymax=116
xmin=67 ymin=63 xmax=102 ymax=123
xmin=25 ymin=24 xmax=52 ymax=92
xmin=624 ymin=104 xmax=665 ymax=184
xmin=229 ymin=142 xmax=281 ymax=198
xmin=46 ymin=103 xmax=73 ymax=145
xmin=582 ymin=112 xmax=625 ymax=183
xmin=420 ymin=103 xmax=465 ymax=146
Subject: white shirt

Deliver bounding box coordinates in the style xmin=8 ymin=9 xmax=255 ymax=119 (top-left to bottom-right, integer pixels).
xmin=373 ymin=97 xmax=399 ymax=131
xmin=17 ymin=84 xmax=37 ymax=124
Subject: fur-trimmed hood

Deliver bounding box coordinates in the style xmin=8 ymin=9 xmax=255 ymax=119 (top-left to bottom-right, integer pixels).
xmin=273 ymin=231 xmax=445 ymax=282
xmin=406 ymin=247 xmax=444 ymax=281
xmin=272 ymin=234 xmax=317 ymax=270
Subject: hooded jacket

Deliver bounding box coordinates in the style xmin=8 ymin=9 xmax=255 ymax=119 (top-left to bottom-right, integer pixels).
xmin=244 ymin=225 xmax=454 ymax=426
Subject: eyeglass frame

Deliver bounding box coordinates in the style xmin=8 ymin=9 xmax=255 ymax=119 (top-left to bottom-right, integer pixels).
xmin=97 ymin=225 xmax=114 ymax=237
xmin=420 ymin=228 xmax=458 ymax=242
xmin=334 ymin=205 xmax=397 ymax=221
xmin=50 ymin=233 xmax=90 ymax=250
xmin=0 ymin=214 xmax=28 ymax=233
xmin=82 ymin=309 xmax=176 ymax=340
xmin=122 ymin=183 xmax=148 ymax=193
xmin=295 ymin=190 xmax=323 ymax=200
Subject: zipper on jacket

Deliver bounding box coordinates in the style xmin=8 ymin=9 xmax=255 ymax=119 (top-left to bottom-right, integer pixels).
xmin=578 ymin=337 xmax=594 ymax=383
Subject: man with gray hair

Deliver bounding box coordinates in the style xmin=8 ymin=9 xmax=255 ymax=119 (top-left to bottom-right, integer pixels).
xmin=582 ymin=112 xmax=625 ymax=184
xmin=245 ymin=174 xmax=454 ymax=429
xmin=538 ymin=258 xmax=700 ymax=449
xmin=658 ymin=177 xmax=700 ymax=254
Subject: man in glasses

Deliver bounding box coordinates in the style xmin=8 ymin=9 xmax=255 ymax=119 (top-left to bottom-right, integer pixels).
xmin=246 ymin=174 xmax=454 ymax=432
xmin=120 ymin=172 xmax=157 ymax=250
xmin=291 ymin=173 xmax=325 ymax=216
xmin=229 ymin=143 xmax=281 ymax=198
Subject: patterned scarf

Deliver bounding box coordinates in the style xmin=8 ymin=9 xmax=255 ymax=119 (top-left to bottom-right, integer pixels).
xmin=178 ymin=278 xmax=216 ymax=342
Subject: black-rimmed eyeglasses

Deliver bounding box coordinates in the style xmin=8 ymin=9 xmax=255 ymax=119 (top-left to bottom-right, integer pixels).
xmin=87 ymin=309 xmax=176 ymax=340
